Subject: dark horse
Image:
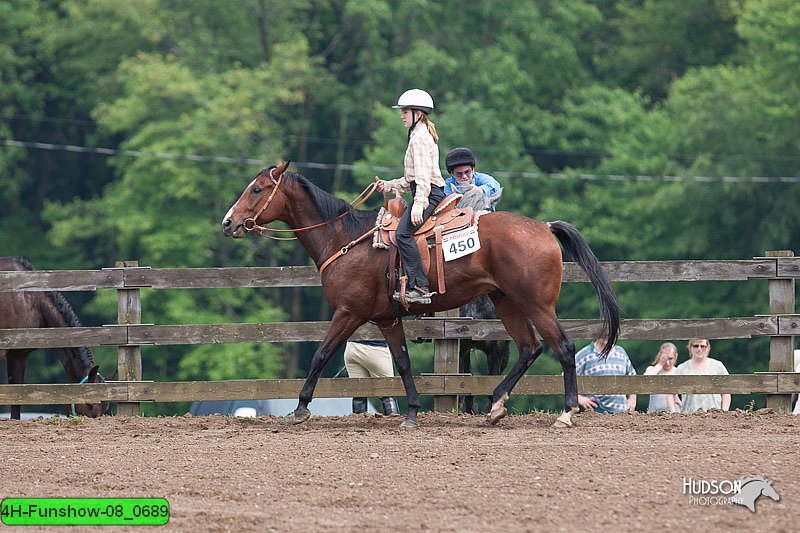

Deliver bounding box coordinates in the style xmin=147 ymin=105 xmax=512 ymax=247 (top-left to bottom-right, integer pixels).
xmin=222 ymin=162 xmax=619 ymax=428
xmin=0 ymin=257 xmax=110 ymax=419
xmin=458 ymin=294 xmax=510 ymax=414
xmin=453 ymin=187 xmax=509 ymax=414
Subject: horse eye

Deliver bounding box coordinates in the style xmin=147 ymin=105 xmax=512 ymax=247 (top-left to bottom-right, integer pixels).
xmin=252 ymin=187 xmax=262 ymax=194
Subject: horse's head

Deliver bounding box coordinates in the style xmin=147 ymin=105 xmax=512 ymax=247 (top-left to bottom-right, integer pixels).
xmin=72 ymin=365 xmax=112 ymax=418
xmin=761 ymin=480 xmax=780 ymax=502
xmin=222 ymin=161 xmax=291 ymax=238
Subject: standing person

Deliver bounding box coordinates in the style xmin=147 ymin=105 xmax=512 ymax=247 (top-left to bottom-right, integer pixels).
xmin=674 ymin=339 xmax=731 ymax=413
xmin=643 ymin=342 xmax=681 ymax=413
xmin=575 ymin=338 xmax=637 ymax=413
xmin=443 ymin=147 xmax=502 ymax=211
xmin=344 ymin=341 xmax=399 ymax=416
xmin=376 ymin=88 xmax=446 ymax=304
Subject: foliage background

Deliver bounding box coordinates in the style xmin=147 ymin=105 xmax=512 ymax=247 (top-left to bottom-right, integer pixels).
xmin=1 ymin=0 xmax=798 ymax=414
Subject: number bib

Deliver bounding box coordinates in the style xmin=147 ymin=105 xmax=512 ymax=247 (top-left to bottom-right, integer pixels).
xmin=442 ymin=226 xmax=481 ymax=261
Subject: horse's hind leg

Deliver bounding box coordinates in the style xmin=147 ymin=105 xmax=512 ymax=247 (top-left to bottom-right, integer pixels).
xmin=486 ymin=299 xmax=545 ymax=425
xmin=485 ymin=339 xmax=510 ymax=411
xmin=531 ymin=314 xmax=579 ymax=428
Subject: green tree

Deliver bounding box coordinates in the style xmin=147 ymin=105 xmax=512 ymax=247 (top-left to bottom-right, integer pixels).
xmin=596 ymin=0 xmax=739 ymax=100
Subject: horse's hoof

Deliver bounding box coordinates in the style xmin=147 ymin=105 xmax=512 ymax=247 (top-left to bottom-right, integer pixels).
xmin=486 ymin=406 xmax=507 ymax=425
xmin=292 ymin=407 xmax=311 ymax=425
xmin=552 ymin=408 xmax=578 ymax=428
xmin=399 ymin=418 xmax=419 ymax=429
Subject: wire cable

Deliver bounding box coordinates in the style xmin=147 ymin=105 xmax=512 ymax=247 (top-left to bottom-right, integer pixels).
xmin=2 ymin=138 xmax=798 ymax=183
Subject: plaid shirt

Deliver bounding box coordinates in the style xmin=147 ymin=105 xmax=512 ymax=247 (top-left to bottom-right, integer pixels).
xmin=387 ymin=125 xmax=444 ymax=208
xmin=575 ymin=342 xmax=636 ymax=413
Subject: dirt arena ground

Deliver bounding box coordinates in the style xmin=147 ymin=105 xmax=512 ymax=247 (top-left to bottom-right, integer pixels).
xmin=1 ymin=409 xmax=797 ymax=532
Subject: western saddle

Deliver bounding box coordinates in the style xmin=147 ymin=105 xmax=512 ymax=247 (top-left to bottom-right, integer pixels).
xmin=375 ymin=193 xmax=475 ymax=308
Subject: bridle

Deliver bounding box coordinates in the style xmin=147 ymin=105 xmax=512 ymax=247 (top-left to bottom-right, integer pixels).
xmin=242 ymin=167 xmax=293 ymax=240
xmin=241 ymin=167 xmax=379 ymax=241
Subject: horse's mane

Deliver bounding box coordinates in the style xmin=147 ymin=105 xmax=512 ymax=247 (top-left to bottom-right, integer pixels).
xmin=288 ymin=171 xmax=379 ymax=237
xmin=740 ymin=475 xmax=768 ymax=486
xmin=46 ymin=290 xmax=83 ymax=328
xmin=46 ymin=290 xmax=98 ymax=374
xmin=2 ymin=256 xmax=36 ymax=271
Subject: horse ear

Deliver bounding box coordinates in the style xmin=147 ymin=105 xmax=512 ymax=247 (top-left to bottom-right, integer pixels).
xmin=275 ymin=160 xmax=290 ymax=175
xmin=88 ymin=365 xmax=99 ymax=381
xmin=105 ymin=369 xmax=118 ymax=381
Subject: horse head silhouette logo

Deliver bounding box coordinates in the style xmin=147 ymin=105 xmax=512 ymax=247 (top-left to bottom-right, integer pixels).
xmin=731 ymin=476 xmax=780 ymax=512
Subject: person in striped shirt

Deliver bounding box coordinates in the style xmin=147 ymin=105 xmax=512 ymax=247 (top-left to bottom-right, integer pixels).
xmin=575 ymin=338 xmax=637 ymax=413
xmin=376 ymin=89 xmax=446 ymax=304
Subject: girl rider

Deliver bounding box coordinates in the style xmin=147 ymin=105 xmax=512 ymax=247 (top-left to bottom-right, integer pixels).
xmin=376 ymin=89 xmax=446 ymax=304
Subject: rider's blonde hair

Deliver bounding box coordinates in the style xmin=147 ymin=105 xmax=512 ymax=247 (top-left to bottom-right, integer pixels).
xmin=415 ymin=111 xmax=438 ymax=143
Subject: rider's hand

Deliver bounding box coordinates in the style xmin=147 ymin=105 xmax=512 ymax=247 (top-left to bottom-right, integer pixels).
xmin=411 ymin=202 xmax=424 ymax=225
xmin=375 ymin=177 xmax=391 ymax=193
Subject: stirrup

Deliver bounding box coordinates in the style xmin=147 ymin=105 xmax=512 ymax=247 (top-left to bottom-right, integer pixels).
xmin=412 ymin=287 xmax=436 ymax=299
xmin=394 ymin=291 xmax=431 ymax=304
xmin=393 ymin=288 xmax=435 ymax=304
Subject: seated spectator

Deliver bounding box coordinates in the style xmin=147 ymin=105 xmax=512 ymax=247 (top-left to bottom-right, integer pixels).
xmin=575 ymin=337 xmax=637 ymax=413
xmin=643 ymin=342 xmax=681 ymax=413
xmin=674 ymin=338 xmax=730 ymax=413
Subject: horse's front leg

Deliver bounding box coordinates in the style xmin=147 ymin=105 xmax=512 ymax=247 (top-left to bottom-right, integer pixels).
xmin=6 ymin=351 xmax=30 ymax=420
xmin=293 ymin=311 xmax=362 ymax=425
xmin=378 ymin=320 xmax=421 ymax=429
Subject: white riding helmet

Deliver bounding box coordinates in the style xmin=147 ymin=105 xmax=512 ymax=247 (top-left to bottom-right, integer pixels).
xmin=392 ymin=89 xmax=434 ymax=113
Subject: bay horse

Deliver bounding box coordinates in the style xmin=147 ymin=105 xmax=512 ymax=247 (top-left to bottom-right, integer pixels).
xmin=222 ymin=162 xmax=619 ymax=428
xmin=0 ymin=257 xmax=110 ymax=419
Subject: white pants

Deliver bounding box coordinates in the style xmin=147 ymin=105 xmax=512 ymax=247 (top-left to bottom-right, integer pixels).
xmin=344 ymin=342 xmax=394 ymax=378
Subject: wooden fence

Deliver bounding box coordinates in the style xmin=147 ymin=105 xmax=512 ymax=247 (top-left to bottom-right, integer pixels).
xmin=1 ymin=253 xmax=798 ymax=415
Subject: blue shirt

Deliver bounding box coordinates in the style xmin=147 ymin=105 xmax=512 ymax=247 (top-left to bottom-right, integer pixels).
xmin=443 ymin=171 xmax=502 ymax=205
xmin=575 ymin=342 xmax=636 ymax=414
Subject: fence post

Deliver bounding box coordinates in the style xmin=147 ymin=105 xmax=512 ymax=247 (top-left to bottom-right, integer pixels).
xmin=765 ymin=250 xmax=795 ymax=411
xmin=116 ymin=260 xmax=142 ymax=416
xmin=433 ymin=308 xmax=460 ymax=412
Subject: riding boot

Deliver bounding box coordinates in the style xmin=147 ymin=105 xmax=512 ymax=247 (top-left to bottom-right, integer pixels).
xmin=381 ymin=397 xmax=400 ymax=416
xmin=352 ymin=397 xmax=368 ymax=414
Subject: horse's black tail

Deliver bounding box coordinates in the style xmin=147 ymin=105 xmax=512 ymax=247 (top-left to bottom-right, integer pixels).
xmin=549 ymin=220 xmax=620 ymax=354
xmin=46 ymin=290 xmax=101 ymax=377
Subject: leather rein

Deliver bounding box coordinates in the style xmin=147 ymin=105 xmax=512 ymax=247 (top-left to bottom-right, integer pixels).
xmin=243 ymin=168 xmax=381 ymax=273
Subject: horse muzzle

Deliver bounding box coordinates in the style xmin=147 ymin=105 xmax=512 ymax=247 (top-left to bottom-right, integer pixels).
xmin=222 ymin=218 xmax=246 ymax=238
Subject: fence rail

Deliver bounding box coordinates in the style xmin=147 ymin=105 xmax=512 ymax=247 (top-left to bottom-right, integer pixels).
xmin=0 ymin=255 xmax=797 ymax=413
xmin=1 ymin=316 xmax=796 ymax=349
xmin=1 ymin=258 xmax=798 ymax=292
xmin=1 ymin=374 xmax=797 ymax=406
